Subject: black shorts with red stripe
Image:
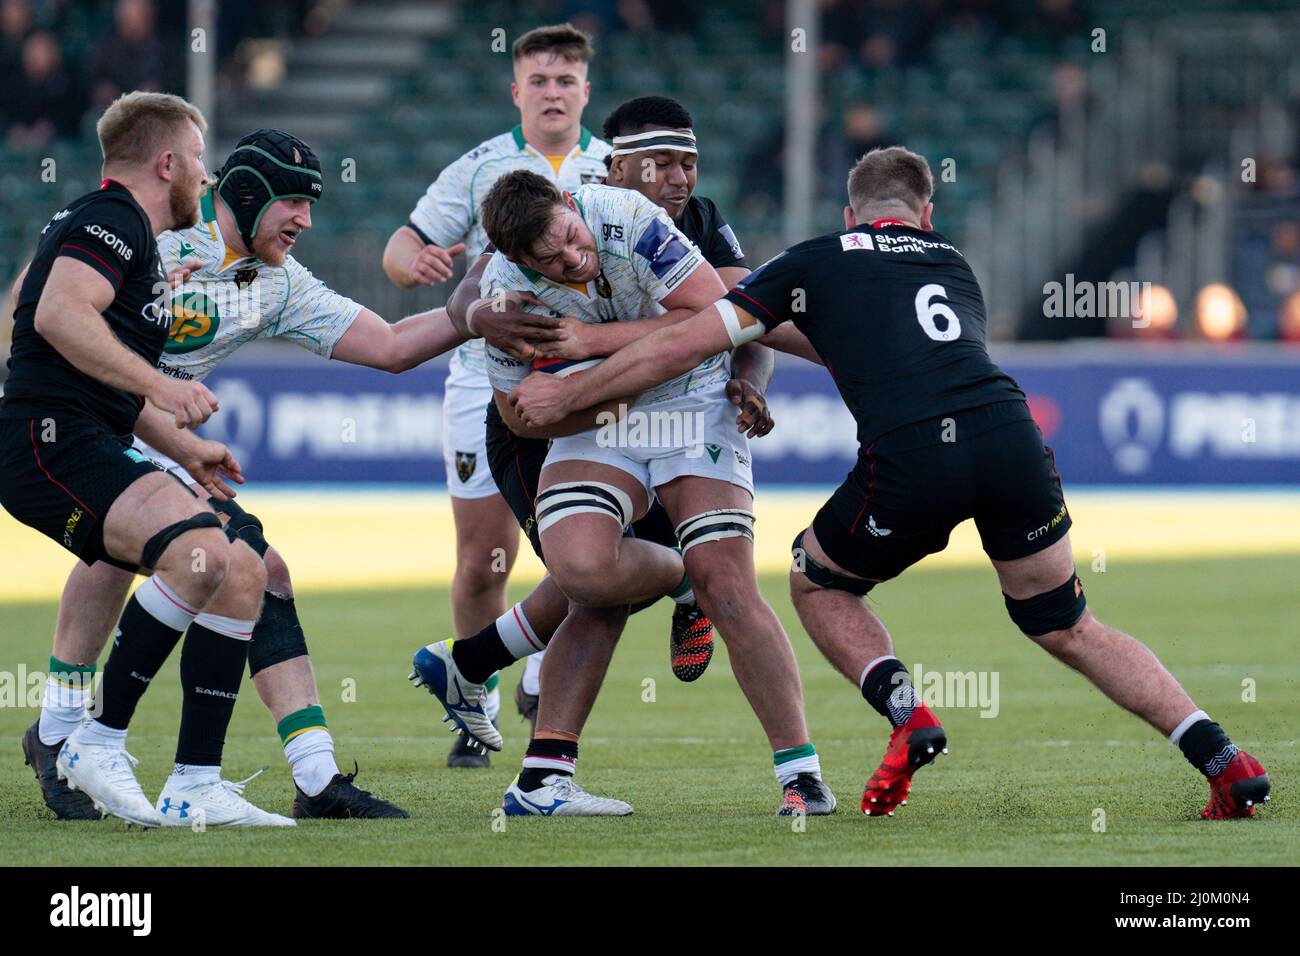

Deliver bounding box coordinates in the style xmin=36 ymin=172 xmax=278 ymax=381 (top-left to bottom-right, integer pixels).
xmin=0 ymin=411 xmax=163 ymax=571
xmin=483 ymin=399 xmax=678 ymax=563
xmin=811 ymin=400 xmax=1071 ymax=583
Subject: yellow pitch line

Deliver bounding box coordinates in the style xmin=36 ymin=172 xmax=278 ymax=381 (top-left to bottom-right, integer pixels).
xmin=0 ymin=490 xmax=1297 ymax=602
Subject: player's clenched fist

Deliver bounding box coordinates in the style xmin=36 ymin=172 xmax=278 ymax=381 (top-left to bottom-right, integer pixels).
xmin=147 ymin=375 xmax=220 ymax=428
xmin=510 ymin=372 xmax=571 ymax=427
xmin=406 ymin=242 xmax=466 ymax=285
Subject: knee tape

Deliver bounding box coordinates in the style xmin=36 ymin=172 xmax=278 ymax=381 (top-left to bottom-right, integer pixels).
xmin=247 ymin=593 xmax=309 ymax=676
xmin=212 ymin=497 xmax=269 ymax=557
xmin=676 ymin=509 xmax=755 ymax=555
xmin=1004 ymin=574 xmax=1087 ymax=636
xmin=535 ymin=481 xmax=634 ymax=534
xmin=791 ymin=530 xmax=876 ymax=596
xmin=140 ymin=511 xmax=223 ymax=569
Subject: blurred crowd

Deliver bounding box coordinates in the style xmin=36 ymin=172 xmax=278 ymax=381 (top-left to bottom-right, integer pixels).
xmin=0 ymin=0 xmax=176 ymax=150
xmin=0 ymin=0 xmax=329 ymax=151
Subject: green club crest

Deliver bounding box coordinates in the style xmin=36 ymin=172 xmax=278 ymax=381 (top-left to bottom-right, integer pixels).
xmin=165 ymin=289 xmax=220 ymax=353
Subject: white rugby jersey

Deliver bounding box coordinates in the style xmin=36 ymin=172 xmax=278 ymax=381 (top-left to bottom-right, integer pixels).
xmin=407 ymin=125 xmax=610 ymax=377
xmin=481 ymin=183 xmax=729 ymax=407
xmin=155 ymin=189 xmax=363 ymax=382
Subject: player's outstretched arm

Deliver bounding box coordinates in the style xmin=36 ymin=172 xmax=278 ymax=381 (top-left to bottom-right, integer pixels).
xmin=554 ymin=263 xmax=729 ymax=360
xmin=381 ymin=225 xmax=464 ymax=289
xmin=511 ymin=300 xmax=761 ymax=428
xmin=759 ymin=322 xmax=823 ymax=365
xmin=492 ymin=387 xmax=640 ymax=440
xmin=35 ymin=257 xmax=218 ymax=426
xmin=133 ymin=402 xmax=244 ymax=501
xmin=329 ymin=307 xmax=465 ymax=373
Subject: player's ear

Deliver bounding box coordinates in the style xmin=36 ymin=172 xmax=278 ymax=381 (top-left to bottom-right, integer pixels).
xmin=920 ymin=202 xmax=934 ymax=231
xmin=562 ymin=191 xmax=577 ymax=212
xmin=157 ymin=148 xmax=175 ymax=182
xmin=510 ymin=81 xmax=521 ymax=108
xmin=843 ymin=205 xmax=857 ymax=229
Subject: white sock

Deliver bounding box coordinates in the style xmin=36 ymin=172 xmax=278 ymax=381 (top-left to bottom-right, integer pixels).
xmin=774 ymin=745 xmax=822 ymax=786
xmin=1169 ymin=709 xmax=1210 ymax=745
xmin=496 ymin=603 xmax=545 ymax=661
xmin=168 ymin=763 xmax=221 ymax=786
xmin=77 ymin=719 xmax=127 ymax=747
xmin=39 ymin=675 xmax=91 ymax=745
xmin=285 ymin=728 xmax=339 ymax=797
xmin=484 ymin=687 xmax=501 ymax=722
xmin=522 ymin=651 xmax=544 ymax=696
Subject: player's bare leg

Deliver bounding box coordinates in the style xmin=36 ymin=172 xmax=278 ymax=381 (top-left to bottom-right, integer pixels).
xmin=537 ymin=460 xmax=681 ymax=607
xmin=533 ymin=603 xmax=628 ymax=740
xmin=450 ymin=494 xmax=519 ymax=636
xmin=994 ymin=534 xmax=1270 ymax=818
xmin=789 ymin=523 xmax=945 ymax=817
xmin=657 ymin=476 xmax=832 ymax=815
xmin=498 ymin=462 xmax=676 ymax=817
xmin=23 ymin=559 xmax=134 ymax=819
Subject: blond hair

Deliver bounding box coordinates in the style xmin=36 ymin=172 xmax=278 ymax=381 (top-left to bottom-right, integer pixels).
xmin=96 ymin=91 xmax=207 ymax=169
xmin=847 ymin=146 xmax=934 ymax=217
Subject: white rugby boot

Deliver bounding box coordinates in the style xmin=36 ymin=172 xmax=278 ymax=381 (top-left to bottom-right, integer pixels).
xmin=409 ymin=638 xmax=503 ymax=751
xmin=502 ymin=774 xmax=633 ymax=816
xmin=156 ymin=768 xmax=295 ymax=827
xmin=56 ymin=729 xmax=164 ymax=827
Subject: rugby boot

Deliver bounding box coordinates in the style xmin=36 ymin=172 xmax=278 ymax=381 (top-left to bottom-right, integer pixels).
xmin=1202 ymin=751 xmax=1270 ymax=819
xmin=862 ymin=701 xmax=947 ymax=816
xmin=777 ymin=773 xmax=838 ymax=816
xmin=22 ymin=721 xmax=102 ymax=820
xmin=409 ymin=639 xmax=502 ymax=750
xmin=502 ymin=773 xmax=633 ymax=816
xmin=447 ymin=724 xmax=493 ymax=768
xmin=156 ymin=768 xmax=294 ymax=827
xmin=292 ymin=762 xmax=409 ymax=819
xmin=56 ymin=729 xmax=163 ymax=827
xmin=514 ymin=680 xmax=539 ymax=735
xmin=669 ymin=602 xmax=715 ymax=682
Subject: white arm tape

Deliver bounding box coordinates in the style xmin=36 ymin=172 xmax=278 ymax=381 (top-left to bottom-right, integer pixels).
xmin=464 ymin=299 xmax=488 ymax=338
xmin=717 ymin=299 xmax=765 ymax=347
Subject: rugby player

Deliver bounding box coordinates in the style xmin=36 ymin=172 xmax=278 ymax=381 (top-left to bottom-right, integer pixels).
xmin=21 ymin=128 xmax=466 ymax=823
xmin=0 ymin=92 xmax=272 ymax=826
xmin=382 ymin=23 xmax=610 ymax=767
xmin=509 ymin=146 xmax=1273 ymax=821
xmin=434 ymin=170 xmax=831 ymax=817
xmin=410 ymin=96 xmax=775 ymax=769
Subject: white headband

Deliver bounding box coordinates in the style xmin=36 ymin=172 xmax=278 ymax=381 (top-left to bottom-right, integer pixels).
xmin=609 ymin=128 xmax=698 ymax=157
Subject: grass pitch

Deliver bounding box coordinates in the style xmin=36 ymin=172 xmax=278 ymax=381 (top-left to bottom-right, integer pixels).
xmin=0 ymin=555 xmax=1294 ymax=866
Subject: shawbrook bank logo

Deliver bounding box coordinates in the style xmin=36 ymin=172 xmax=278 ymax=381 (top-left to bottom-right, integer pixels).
xmin=1100 ymin=377 xmax=1300 ymax=475
xmin=50 ymin=886 xmax=151 ymax=936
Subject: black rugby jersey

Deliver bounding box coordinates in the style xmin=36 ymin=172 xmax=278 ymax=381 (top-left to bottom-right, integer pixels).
xmin=2 ymin=179 xmax=167 ymax=433
xmin=725 ymin=221 xmax=1022 ymax=447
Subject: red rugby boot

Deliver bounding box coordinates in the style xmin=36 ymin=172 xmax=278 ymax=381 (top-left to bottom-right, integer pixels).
xmin=862 ymin=702 xmax=947 ymax=817
xmin=1202 ymin=751 xmax=1270 ymax=820
xmin=669 ymin=602 xmax=714 ymax=683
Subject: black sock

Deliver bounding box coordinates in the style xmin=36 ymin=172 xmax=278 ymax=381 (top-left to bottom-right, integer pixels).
xmin=861 ymin=658 xmax=918 ymax=726
xmin=95 ymin=594 xmax=187 ymax=730
xmin=1178 ymin=719 xmax=1238 ymax=777
xmin=451 ymin=621 xmax=515 ymax=684
xmin=519 ymin=737 xmax=577 ymax=791
xmin=174 ymin=623 xmax=249 ymax=767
